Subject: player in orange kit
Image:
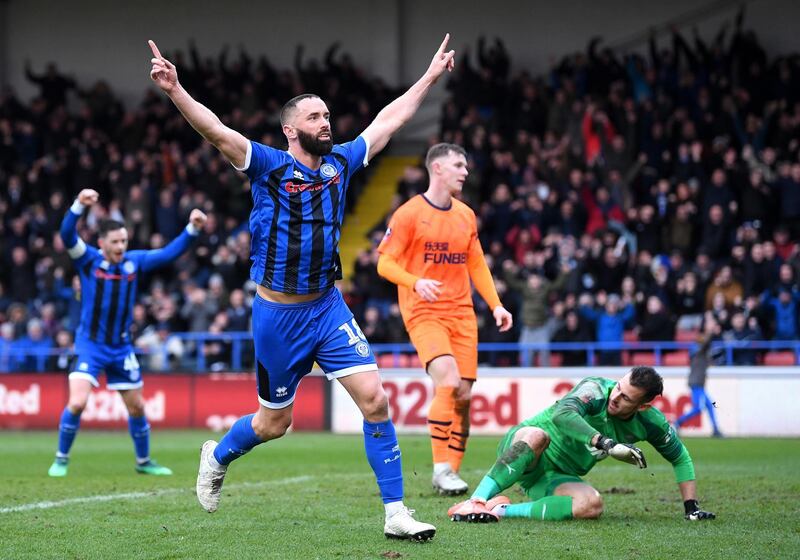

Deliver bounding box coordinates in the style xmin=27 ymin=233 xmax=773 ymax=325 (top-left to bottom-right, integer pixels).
xmin=377 ymin=143 xmax=513 ymax=495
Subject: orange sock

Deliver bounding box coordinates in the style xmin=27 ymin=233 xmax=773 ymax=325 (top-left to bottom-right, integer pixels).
xmin=428 ymin=386 xmax=457 ymax=464
xmin=448 ymin=399 xmax=470 ymax=473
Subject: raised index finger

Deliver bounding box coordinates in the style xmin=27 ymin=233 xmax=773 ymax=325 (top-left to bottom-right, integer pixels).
xmin=148 ymin=39 xmax=163 ymax=60
xmin=437 ymin=33 xmax=450 ymax=54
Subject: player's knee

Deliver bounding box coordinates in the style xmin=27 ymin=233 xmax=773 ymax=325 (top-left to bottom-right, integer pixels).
xmin=253 ymin=415 xmax=292 ymax=441
xmin=67 ymin=401 xmax=87 ymax=415
xmin=429 ymin=358 xmax=460 ymax=388
xmin=360 ymin=391 xmax=389 ymax=422
xmin=574 ymin=493 xmax=604 ymax=519
xmin=515 ymin=427 xmax=550 ymax=454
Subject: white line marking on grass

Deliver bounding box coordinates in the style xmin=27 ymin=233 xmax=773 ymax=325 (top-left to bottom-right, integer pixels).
xmin=0 ymin=475 xmax=312 ymax=514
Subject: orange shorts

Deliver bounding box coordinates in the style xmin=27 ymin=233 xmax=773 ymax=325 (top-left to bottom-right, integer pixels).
xmin=407 ymin=314 xmax=478 ymax=380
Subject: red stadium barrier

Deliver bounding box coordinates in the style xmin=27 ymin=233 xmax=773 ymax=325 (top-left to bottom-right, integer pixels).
xmin=0 ymin=373 xmax=326 ymax=430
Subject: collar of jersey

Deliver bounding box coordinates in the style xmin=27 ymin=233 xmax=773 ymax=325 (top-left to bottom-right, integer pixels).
xmin=288 ymin=151 xmax=324 ymax=176
xmin=421 ymin=194 xmax=452 ymax=211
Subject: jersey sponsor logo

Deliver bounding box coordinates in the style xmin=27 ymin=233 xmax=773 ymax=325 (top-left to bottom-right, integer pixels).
xmin=320 ymin=163 xmax=336 ymax=178
xmin=284 ymin=174 xmax=341 ymax=194
xmin=355 ymin=341 xmax=371 ymax=358
xmin=422 ymin=241 xmax=467 ymax=264
xmin=94 ymin=269 xmax=136 ymax=281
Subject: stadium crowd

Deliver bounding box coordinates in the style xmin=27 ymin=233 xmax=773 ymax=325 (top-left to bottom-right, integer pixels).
xmin=2 ymin=17 xmax=800 ymax=371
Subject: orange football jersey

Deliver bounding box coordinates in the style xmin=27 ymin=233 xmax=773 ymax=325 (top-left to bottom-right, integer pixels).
xmin=377 ymin=194 xmax=486 ymax=326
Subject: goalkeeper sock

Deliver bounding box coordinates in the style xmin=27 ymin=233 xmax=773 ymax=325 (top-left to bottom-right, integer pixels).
xmin=472 ymin=475 xmax=502 ymax=501
xmin=57 ymin=407 xmax=82 ymax=457
xmin=448 ymin=399 xmax=470 ymax=473
xmin=504 ymin=496 xmax=573 ymax=521
xmin=486 ymin=440 xmax=535 ymax=488
xmin=128 ymin=415 xmax=151 ymax=463
xmin=363 ymin=419 xmax=403 ymax=504
xmin=428 ymin=386 xmax=456 ymax=464
xmin=214 ymin=414 xmax=263 ymax=466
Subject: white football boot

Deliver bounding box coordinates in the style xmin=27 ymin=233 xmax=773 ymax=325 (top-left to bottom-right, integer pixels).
xmin=384 ymin=506 xmax=436 ymax=541
xmin=196 ymin=440 xmax=227 ymax=512
xmin=432 ymin=464 xmax=469 ymax=496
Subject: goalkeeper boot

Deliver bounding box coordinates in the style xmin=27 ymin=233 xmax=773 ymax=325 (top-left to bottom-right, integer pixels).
xmin=432 ymin=465 xmax=469 ymax=496
xmin=448 ymin=498 xmax=499 ymax=523
xmin=136 ymin=459 xmax=173 ymax=475
xmin=48 ymin=457 xmax=69 ymax=477
xmin=196 ymin=440 xmax=227 ymax=513
xmin=384 ymin=506 xmax=436 ymax=542
xmin=486 ymin=495 xmax=511 ymax=518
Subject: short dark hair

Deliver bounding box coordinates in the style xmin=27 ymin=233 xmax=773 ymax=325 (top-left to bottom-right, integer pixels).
xmin=98 ymin=219 xmax=126 ymax=238
xmin=280 ymin=94 xmax=321 ymax=126
xmin=425 ymin=143 xmax=467 ymax=171
xmin=628 ymin=366 xmax=663 ymax=402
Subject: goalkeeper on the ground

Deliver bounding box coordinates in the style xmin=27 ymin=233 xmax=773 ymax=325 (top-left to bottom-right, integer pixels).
xmin=449 ymin=366 xmax=715 ymax=522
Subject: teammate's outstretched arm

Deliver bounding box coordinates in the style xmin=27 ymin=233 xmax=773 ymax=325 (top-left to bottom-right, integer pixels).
xmin=361 ymin=34 xmax=455 ymax=160
xmin=138 ymin=209 xmax=207 ymax=272
xmin=148 ymin=40 xmax=248 ymax=168
xmin=60 ymin=188 xmax=99 ymax=261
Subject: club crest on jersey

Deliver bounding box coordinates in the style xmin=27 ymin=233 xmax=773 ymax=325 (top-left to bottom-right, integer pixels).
xmin=383 ymin=227 xmax=392 ymax=239
xmin=355 ymin=342 xmax=371 ymax=358
xmin=123 ymin=261 xmax=136 ymax=274
xmin=320 ymin=163 xmax=337 ymax=178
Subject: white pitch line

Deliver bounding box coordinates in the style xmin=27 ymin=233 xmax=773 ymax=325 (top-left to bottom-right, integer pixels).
xmin=0 ymin=475 xmax=313 ymax=515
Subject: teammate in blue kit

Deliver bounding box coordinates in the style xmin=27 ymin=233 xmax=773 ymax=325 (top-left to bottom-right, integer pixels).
xmin=149 ymin=36 xmax=456 ymax=540
xmin=48 ymin=188 xmax=207 ymax=477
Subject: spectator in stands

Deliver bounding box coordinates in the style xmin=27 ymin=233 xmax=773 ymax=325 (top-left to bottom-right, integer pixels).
xmin=502 ymin=260 xmax=568 ymax=366
xmin=0 ymin=322 xmax=14 ymax=373
xmin=551 ymin=310 xmax=591 ymax=366
xmin=674 ymin=272 xmax=704 ymax=330
xmin=11 ymin=318 xmax=53 ymax=372
xmin=724 ymin=312 xmax=760 ymax=365
xmin=637 ymin=296 xmax=675 ymax=343
xmin=761 ymin=288 xmax=800 ymax=340
xmin=705 ymin=266 xmax=743 ymax=310
xmin=578 ymin=292 xmax=635 ymax=365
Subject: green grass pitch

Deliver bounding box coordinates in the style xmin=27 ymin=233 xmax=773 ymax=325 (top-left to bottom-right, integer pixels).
xmin=1 ymin=431 xmax=798 ymax=559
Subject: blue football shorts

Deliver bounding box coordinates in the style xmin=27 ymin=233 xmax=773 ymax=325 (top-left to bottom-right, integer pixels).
xmin=70 ymin=340 xmax=143 ymax=390
xmin=252 ymin=287 xmax=377 ymax=409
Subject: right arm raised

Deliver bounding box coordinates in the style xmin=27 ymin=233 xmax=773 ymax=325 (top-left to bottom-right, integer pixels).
xmin=148 ymin=40 xmax=248 ymax=168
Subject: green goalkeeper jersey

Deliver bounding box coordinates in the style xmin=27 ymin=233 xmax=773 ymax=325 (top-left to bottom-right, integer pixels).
xmin=520 ymin=377 xmax=695 ymax=482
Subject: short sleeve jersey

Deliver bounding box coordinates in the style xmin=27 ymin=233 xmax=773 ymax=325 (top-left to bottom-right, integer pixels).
xmin=240 ymin=136 xmax=368 ymax=294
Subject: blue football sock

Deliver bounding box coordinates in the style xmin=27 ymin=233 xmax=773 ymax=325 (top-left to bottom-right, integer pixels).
xmin=363 ymin=419 xmax=404 ymax=504
xmin=128 ymin=415 xmax=150 ymax=463
xmin=57 ymin=408 xmax=82 ymax=457
xmin=214 ymin=414 xmax=263 ymax=466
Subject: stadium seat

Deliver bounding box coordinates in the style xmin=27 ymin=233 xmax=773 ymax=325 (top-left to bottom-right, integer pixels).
xmin=548 ymin=353 xmax=564 ymax=367
xmin=623 ymin=330 xmax=639 ymax=342
xmin=629 ymin=352 xmax=657 ymax=366
xmin=763 ymin=351 xmax=797 ymax=366
xmin=377 ymin=354 xmax=397 ymax=368
xmin=675 ymin=330 xmax=700 ymax=343
xmin=663 ymin=350 xmax=690 ymax=366
xmin=407 ymin=354 xmax=423 ymax=368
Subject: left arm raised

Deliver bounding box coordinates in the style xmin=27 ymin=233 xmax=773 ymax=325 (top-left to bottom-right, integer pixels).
xmin=139 ymin=209 xmax=207 ymax=272
xmin=361 ymin=34 xmax=455 ymax=160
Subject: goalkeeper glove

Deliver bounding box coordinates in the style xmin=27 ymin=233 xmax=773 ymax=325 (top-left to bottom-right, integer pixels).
xmin=594 ymin=436 xmax=647 ymax=468
xmin=684 ymin=499 xmax=715 ymax=521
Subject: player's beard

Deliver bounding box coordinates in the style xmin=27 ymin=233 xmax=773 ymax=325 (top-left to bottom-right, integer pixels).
xmin=297 ymin=129 xmax=333 ymax=156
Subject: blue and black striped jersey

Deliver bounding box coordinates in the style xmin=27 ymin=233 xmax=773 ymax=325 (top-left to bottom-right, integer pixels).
xmin=60 ymin=206 xmax=198 ymax=346
xmin=238 ymin=136 xmax=369 ymax=294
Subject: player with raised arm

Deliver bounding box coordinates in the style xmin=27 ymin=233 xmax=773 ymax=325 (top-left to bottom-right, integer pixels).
xmin=376 ymin=143 xmax=512 ymax=495
xmin=48 ymin=189 xmax=207 ymax=477
xmin=448 ymin=367 xmax=716 ymax=523
xmin=148 ymin=36 xmax=456 ymax=540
